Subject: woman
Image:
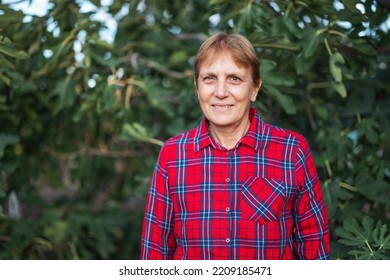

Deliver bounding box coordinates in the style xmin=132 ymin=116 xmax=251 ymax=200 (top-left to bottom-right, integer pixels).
xmin=141 ymin=33 xmax=330 ymax=260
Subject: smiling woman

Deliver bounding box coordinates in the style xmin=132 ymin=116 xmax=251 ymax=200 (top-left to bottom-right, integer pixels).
xmin=140 ymin=33 xmax=331 ymax=260
xmin=195 ymin=50 xmax=259 ymax=149
xmin=193 ymin=34 xmax=262 ymax=149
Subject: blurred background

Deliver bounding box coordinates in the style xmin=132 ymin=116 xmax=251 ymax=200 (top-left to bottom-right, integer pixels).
xmin=0 ymin=0 xmax=389 ymax=259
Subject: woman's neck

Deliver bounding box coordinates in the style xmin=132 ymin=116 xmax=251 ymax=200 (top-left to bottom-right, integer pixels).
xmin=208 ymin=120 xmax=250 ymax=150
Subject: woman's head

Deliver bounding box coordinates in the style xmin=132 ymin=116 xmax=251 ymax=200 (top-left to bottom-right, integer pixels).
xmin=194 ymin=33 xmax=261 ymax=88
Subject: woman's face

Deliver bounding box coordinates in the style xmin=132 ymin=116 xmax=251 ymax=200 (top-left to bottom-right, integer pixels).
xmin=195 ymin=50 xmax=261 ymax=131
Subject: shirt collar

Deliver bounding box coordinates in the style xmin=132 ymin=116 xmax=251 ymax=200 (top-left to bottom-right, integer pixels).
xmin=194 ymin=108 xmax=265 ymax=153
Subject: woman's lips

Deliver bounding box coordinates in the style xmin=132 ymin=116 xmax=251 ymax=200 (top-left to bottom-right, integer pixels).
xmin=211 ymin=104 xmax=234 ymax=112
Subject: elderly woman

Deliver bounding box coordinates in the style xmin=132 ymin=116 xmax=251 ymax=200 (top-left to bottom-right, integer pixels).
xmin=141 ymin=33 xmax=330 ymax=260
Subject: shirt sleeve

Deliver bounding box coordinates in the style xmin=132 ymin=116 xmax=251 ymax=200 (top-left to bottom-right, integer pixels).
xmin=293 ymin=136 xmax=330 ymax=260
xmin=140 ymin=146 xmax=176 ymax=259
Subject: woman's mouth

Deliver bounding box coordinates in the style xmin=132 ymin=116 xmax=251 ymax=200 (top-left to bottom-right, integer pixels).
xmin=212 ymin=104 xmax=234 ymax=111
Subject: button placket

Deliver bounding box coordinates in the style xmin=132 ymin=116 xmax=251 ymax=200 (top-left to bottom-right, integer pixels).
xmin=226 ymin=150 xmax=235 ymax=251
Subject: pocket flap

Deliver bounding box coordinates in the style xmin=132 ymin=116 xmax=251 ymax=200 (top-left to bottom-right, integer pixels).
xmin=241 ymin=177 xmax=286 ymax=224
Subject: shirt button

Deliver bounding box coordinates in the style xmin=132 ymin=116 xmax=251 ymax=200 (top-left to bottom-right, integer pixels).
xmin=226 ymin=178 xmax=230 ymax=182
xmin=226 ymin=238 xmax=231 ymax=243
xmin=225 ymin=207 xmax=230 ymax=212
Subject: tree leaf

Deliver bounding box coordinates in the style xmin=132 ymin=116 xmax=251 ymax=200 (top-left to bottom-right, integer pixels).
xmin=263 ymin=84 xmax=296 ymax=115
xmin=262 ymin=72 xmax=295 ymax=87
xmin=329 ymin=52 xmax=345 ymax=83
xmin=303 ymin=29 xmax=322 ymax=59
xmin=332 ymin=81 xmax=347 ymax=98
xmin=357 ymin=118 xmax=379 ymax=144
xmin=260 ymin=59 xmax=277 ymax=73
xmin=121 ymin=123 xmax=164 ymax=147
xmin=373 ymin=223 xmax=390 ymax=251
xmin=0 ymin=133 xmax=20 ymax=159
xmin=100 ymin=84 xmax=117 ymax=111
xmin=336 ymin=217 xmax=371 ymax=247
xmin=336 ymin=216 xmax=390 ymax=259
xmin=168 ymin=50 xmax=188 ymax=66
xmin=0 ymin=39 xmax=29 ymax=60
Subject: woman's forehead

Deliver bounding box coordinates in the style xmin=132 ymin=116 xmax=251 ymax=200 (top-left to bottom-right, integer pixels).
xmin=200 ymin=49 xmax=245 ymax=69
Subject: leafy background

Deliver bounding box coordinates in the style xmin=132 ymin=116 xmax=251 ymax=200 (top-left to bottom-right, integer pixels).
xmin=0 ymin=0 xmax=389 ymax=259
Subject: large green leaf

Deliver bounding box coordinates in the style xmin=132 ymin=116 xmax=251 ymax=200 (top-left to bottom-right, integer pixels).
xmin=336 ymin=216 xmax=390 ymax=259
xmin=336 ymin=217 xmax=371 ymax=247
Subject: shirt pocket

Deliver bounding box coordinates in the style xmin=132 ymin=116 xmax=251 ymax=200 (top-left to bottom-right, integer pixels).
xmin=240 ymin=177 xmax=286 ymax=224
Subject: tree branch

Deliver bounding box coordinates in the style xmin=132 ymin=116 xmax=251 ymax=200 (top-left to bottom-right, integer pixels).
xmin=121 ymin=53 xmax=193 ymax=79
xmin=176 ymin=33 xmax=208 ymax=41
xmin=43 ymin=145 xmax=149 ymax=160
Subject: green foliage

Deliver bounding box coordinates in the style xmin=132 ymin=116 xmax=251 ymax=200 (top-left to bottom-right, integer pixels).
xmin=336 ymin=216 xmax=390 ymax=259
xmin=0 ymin=0 xmax=389 ymax=259
xmin=0 ymin=133 xmax=19 ymax=159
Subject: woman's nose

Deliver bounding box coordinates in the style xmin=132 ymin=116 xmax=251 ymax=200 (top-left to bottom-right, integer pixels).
xmin=214 ymin=80 xmax=228 ymax=98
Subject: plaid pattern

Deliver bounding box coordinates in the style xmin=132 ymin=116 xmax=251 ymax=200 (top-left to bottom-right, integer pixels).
xmin=141 ymin=108 xmax=330 ymax=260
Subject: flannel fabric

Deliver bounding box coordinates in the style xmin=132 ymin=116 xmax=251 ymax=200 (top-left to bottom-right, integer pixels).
xmin=141 ymin=108 xmax=330 ymax=260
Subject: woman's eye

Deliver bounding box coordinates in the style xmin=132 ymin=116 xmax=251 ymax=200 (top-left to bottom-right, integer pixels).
xmin=230 ymin=76 xmax=241 ymax=83
xmin=203 ymin=76 xmax=215 ymax=82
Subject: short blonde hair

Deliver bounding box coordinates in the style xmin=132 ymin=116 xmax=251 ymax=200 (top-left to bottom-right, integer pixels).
xmin=194 ymin=33 xmax=261 ymax=87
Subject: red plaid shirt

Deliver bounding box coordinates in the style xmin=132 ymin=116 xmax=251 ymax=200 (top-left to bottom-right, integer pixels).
xmin=141 ymin=108 xmax=330 ymax=259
